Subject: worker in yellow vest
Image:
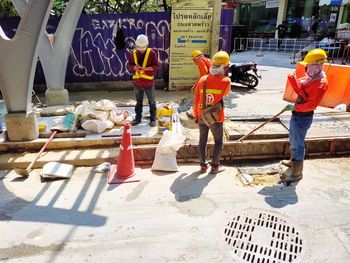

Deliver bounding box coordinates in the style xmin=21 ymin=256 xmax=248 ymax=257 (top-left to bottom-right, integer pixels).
xmin=128 ymin=34 xmax=159 ymax=126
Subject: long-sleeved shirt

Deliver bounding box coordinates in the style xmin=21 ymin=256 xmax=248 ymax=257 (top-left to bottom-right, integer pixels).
xmin=294 ymin=75 xmax=328 ymax=113
xmin=128 ymin=48 xmax=159 ymax=88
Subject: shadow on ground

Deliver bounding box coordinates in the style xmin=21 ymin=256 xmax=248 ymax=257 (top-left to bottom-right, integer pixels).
xmin=258 ymin=184 xmax=298 ymax=208
xmin=170 ymin=171 xmax=216 ymax=202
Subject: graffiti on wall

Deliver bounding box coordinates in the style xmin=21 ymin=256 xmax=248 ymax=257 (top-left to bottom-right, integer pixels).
xmin=0 ymin=10 xmax=232 ymax=84
xmin=66 ymin=13 xmax=171 ymax=83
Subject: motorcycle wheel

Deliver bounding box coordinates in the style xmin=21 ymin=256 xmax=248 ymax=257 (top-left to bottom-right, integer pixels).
xmin=240 ymin=73 xmax=259 ymax=88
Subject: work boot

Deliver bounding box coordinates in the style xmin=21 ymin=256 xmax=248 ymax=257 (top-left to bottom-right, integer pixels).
xmin=200 ymin=163 xmax=208 ymax=173
xmin=149 ymin=120 xmax=156 ymax=127
xmin=210 ymin=164 xmax=225 ymax=174
xmin=282 ymin=160 xmax=303 ymax=186
xmin=281 ymin=159 xmax=292 ymax=167
xmin=131 ymin=118 xmax=141 ymax=126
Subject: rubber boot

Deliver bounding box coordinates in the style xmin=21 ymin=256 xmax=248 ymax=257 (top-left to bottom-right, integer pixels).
xmin=281 ymin=159 xmax=292 ymax=167
xmin=282 ymin=160 xmax=303 ymax=186
xmin=149 ymin=104 xmax=157 ymax=127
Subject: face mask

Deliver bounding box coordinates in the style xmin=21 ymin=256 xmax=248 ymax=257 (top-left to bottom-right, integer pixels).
xmin=136 ymin=46 xmax=147 ymax=54
xmin=306 ymin=64 xmax=323 ymax=78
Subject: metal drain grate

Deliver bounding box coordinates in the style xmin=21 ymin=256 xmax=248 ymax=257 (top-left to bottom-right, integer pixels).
xmin=224 ymin=211 xmax=302 ymax=263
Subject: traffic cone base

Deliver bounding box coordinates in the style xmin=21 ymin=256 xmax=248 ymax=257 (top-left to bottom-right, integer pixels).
xmin=108 ymin=165 xmax=142 ymax=184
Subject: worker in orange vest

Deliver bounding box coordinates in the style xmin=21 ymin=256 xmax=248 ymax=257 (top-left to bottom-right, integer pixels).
xmin=191 ymin=50 xmax=212 ymax=93
xmin=193 ymin=51 xmax=231 ymax=174
xmin=128 ymin=34 xmax=159 ymax=127
xmin=281 ymin=48 xmax=328 ymax=185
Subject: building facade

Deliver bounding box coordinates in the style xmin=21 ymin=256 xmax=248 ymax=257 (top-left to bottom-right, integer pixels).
xmin=235 ymin=0 xmax=350 ymax=39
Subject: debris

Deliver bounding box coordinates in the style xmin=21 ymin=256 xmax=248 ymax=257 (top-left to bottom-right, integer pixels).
xmin=41 ymin=162 xmax=73 ymax=179
xmin=94 ymin=162 xmax=111 ymax=173
xmin=238 ymin=173 xmax=253 ymax=185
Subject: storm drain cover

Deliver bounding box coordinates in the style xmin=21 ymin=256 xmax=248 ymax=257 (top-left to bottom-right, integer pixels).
xmin=224 ymin=211 xmax=303 ymax=262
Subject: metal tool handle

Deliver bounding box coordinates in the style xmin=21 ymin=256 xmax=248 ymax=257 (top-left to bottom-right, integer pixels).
xmin=237 ymin=110 xmax=285 ymax=142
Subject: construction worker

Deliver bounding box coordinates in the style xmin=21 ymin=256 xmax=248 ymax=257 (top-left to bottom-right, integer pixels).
xmin=128 ymin=34 xmax=159 ymax=127
xmin=191 ymin=50 xmax=212 ymax=93
xmin=193 ymin=51 xmax=231 ymax=174
xmin=281 ymin=48 xmax=328 ymax=185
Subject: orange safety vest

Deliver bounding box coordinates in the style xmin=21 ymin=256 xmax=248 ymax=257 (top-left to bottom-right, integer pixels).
xmin=193 ymin=75 xmax=231 ymax=123
xmin=132 ymin=48 xmax=154 ymax=80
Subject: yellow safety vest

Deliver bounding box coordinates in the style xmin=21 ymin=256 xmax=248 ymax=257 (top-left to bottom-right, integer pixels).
xmin=132 ymin=48 xmax=154 ymax=80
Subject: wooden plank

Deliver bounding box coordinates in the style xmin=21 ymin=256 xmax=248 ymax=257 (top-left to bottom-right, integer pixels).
xmin=39 ymin=131 xmax=87 ymax=138
xmin=2 ymin=136 xmax=350 ymax=169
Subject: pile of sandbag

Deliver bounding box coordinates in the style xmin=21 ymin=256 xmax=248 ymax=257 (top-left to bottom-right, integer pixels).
xmin=75 ymin=100 xmax=133 ymax=133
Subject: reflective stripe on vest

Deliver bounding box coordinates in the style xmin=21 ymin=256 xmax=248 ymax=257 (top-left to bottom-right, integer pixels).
xmin=133 ymin=48 xmax=154 ymax=80
xmin=199 ymin=88 xmax=222 ymax=95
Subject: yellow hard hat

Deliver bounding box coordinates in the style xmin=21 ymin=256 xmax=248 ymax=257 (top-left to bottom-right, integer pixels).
xmin=212 ymin=50 xmax=230 ymax=66
xmin=192 ymin=50 xmax=202 ymax=59
xmin=301 ymin=48 xmax=327 ymax=65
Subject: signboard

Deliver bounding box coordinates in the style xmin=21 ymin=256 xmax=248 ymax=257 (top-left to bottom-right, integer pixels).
xmin=266 ymin=0 xmax=279 ymax=9
xmin=168 ymin=0 xmax=213 ymax=90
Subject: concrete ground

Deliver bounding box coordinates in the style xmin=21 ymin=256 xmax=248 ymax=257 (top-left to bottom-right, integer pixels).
xmin=1 ymin=52 xmax=350 ymax=262
xmin=0 ymin=158 xmax=350 ymax=262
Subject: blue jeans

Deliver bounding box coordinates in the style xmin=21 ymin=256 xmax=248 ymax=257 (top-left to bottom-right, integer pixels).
xmin=289 ymin=114 xmax=313 ymax=160
xmin=198 ymin=119 xmax=223 ymax=166
xmin=134 ymin=86 xmax=156 ymax=121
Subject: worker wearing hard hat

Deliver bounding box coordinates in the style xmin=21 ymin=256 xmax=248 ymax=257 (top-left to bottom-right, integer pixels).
xmin=281 ymin=48 xmax=328 ymax=185
xmin=191 ymin=50 xmax=212 ymax=93
xmin=193 ymin=51 xmax=231 ymax=174
xmin=128 ymin=34 xmax=159 ymax=127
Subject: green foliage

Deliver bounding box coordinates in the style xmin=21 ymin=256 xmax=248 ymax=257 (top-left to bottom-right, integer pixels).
xmin=0 ymin=0 xmax=18 ymax=18
xmin=0 ymin=0 xmax=168 ymax=18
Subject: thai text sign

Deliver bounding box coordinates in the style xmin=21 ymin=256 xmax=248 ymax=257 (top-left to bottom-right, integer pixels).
xmin=169 ymin=0 xmax=213 ymax=90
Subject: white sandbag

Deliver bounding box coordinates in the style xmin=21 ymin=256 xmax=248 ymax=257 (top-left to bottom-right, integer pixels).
xmin=110 ymin=109 xmax=133 ymax=125
xmin=151 ymin=148 xmax=179 ymax=172
xmin=74 ymin=100 xmax=113 ymax=121
xmin=157 ymin=130 xmax=186 ymax=154
xmin=82 ymin=119 xmax=108 ymax=133
xmin=151 ymin=131 xmax=186 ymax=172
xmin=93 ymin=99 xmax=117 ymax=111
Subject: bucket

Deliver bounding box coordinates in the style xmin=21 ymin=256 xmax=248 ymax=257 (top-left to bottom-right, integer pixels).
xmin=157 ymin=104 xmax=173 ymax=133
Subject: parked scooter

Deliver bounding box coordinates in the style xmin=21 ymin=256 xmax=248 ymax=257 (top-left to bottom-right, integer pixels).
xmin=228 ymin=62 xmax=261 ymax=88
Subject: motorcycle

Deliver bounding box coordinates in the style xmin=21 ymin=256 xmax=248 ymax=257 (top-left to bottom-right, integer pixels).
xmin=228 ymin=62 xmax=261 ymax=89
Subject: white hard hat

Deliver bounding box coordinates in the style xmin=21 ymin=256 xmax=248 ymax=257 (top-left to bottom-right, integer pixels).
xmin=135 ymin=34 xmax=149 ymax=49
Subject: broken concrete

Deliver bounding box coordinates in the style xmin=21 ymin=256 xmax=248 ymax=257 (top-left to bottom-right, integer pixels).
xmin=44 ymin=89 xmax=70 ymax=107
xmin=4 ymin=112 xmax=39 ymax=141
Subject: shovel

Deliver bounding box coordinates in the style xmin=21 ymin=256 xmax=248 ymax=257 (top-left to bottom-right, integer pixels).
xmin=237 ymin=105 xmax=293 ymax=142
xmin=15 ymin=112 xmax=77 ymax=177
xmin=15 ymin=130 xmax=57 ymax=177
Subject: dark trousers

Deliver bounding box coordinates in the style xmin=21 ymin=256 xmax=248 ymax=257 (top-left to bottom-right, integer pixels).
xmin=198 ymin=119 xmax=224 ymax=166
xmin=134 ymin=86 xmax=156 ymax=121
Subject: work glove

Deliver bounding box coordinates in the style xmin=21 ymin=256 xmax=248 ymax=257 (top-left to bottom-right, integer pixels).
xmin=283 ymin=104 xmax=295 ymax=112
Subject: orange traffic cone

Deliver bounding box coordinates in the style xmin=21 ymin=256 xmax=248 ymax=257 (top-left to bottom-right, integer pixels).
xmin=108 ymin=123 xmax=142 ymax=184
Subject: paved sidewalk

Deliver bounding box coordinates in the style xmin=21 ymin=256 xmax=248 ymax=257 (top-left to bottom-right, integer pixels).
xmin=0 ymin=158 xmax=350 ymax=262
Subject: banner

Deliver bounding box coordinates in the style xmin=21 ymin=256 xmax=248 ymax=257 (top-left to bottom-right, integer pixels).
xmin=168 ymin=0 xmax=213 ymax=90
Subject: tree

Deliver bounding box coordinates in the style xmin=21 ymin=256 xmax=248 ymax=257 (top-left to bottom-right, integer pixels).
xmin=0 ymin=0 xmax=19 ymax=18
xmin=0 ymin=0 xmax=168 ymax=18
